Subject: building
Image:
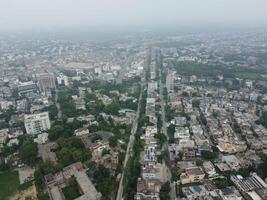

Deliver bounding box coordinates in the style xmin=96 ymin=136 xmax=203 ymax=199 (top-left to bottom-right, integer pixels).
xmin=182 ymin=185 xmax=209 ymax=199
xmin=56 ymin=73 xmax=69 ymax=87
xmin=166 ymin=72 xmax=175 ymax=92
xmin=230 ymin=173 xmax=267 ymax=192
xmin=18 ymin=81 xmax=37 ymax=96
xmin=0 ymin=129 xmax=8 ymax=149
xmin=45 ymin=162 xmax=101 ymax=200
xmin=218 ymin=186 xmax=243 ymax=200
xmin=24 ymin=112 xmax=51 ymax=135
xmin=34 ymin=132 xmax=49 ymax=144
xmin=135 ymin=178 xmax=161 ymax=200
xmin=74 ymin=127 xmax=89 ymax=137
xmin=180 ymin=167 xmax=205 ymax=184
xmin=36 ymin=73 xmax=56 ymax=92
xmin=203 ymin=161 xmax=217 ymax=177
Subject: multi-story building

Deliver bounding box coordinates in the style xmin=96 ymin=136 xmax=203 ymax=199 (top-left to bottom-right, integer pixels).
xmin=24 ymin=112 xmax=51 ymax=135
xmin=166 ymin=72 xmax=175 ymax=92
xmin=36 ymin=73 xmax=56 ymax=92
xmin=18 ymin=81 xmax=37 ymax=96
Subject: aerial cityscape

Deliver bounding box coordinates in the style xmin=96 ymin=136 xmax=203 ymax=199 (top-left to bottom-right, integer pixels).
xmin=0 ymin=1 xmax=267 ymax=200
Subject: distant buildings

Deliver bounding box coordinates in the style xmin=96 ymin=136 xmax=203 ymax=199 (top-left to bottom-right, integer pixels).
xmin=24 ymin=112 xmax=51 ymax=135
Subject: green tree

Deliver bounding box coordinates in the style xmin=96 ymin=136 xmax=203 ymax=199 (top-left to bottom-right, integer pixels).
xmin=109 ymin=136 xmax=118 ymax=148
xmin=58 ymin=147 xmax=73 ymax=166
xmin=196 ymin=159 xmax=203 ymax=166
xmin=49 ymin=125 xmax=64 ymax=140
xmin=160 ymin=182 xmax=171 ymax=200
xmin=19 ymin=140 xmax=38 ymax=166
xmin=154 ymin=132 xmax=167 ymax=148
xmin=201 ymin=150 xmax=217 ymax=160
xmin=192 ymin=99 xmax=200 ymax=108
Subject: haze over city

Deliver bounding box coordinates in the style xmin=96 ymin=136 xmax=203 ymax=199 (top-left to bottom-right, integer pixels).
xmin=1 ymin=0 xmax=267 ymax=32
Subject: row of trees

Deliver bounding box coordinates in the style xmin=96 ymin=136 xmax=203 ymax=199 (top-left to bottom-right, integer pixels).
xmin=123 ymin=88 xmax=145 ymax=199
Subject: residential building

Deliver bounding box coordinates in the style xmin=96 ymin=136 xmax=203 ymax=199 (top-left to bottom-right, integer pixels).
xmin=180 ymin=167 xmax=205 ymax=184
xmin=24 ymin=112 xmax=51 ymax=135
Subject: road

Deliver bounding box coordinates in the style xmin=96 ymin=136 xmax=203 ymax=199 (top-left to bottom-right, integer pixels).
xmin=158 ymin=61 xmax=176 ymax=200
xmin=116 ymin=83 xmax=144 ymax=200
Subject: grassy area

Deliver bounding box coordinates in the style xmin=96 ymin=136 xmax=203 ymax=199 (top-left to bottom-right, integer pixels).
xmin=0 ymin=171 xmax=20 ymax=200
xmin=62 ymin=185 xmax=81 ymax=200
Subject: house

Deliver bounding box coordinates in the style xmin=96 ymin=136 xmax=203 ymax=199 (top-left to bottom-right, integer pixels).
xmin=182 ymin=185 xmax=209 ymax=200
xmin=74 ymin=127 xmax=89 ymax=137
xmin=203 ymin=161 xmax=217 ymax=177
xmin=180 ymin=167 xmax=205 ymax=184
xmin=218 ymin=186 xmax=243 ymax=200
xmin=216 ymin=163 xmax=231 ymax=173
xmin=222 ymin=155 xmax=240 ymax=171
xmin=174 ymin=127 xmax=190 ymax=140
xmin=135 ymin=178 xmax=161 ymax=200
xmin=34 ymin=132 xmax=49 ymax=144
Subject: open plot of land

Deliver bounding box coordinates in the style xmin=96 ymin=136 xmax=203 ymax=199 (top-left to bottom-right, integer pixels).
xmin=0 ymin=171 xmax=20 ymax=200
xmin=10 ymin=184 xmax=37 ymax=200
xmin=17 ymin=167 xmax=35 ymax=184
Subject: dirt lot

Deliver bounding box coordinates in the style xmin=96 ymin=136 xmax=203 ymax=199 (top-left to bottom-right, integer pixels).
xmin=10 ymin=185 xmax=37 ymax=200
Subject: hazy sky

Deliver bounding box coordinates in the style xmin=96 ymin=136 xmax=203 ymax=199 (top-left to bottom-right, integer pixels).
xmin=1 ymin=0 xmax=267 ymax=31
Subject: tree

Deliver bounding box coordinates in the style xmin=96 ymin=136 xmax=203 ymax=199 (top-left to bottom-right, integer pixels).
xmin=72 ymin=150 xmax=83 ymax=162
xmin=167 ymin=124 xmax=176 ymax=139
xmin=213 ymin=178 xmax=231 ymax=189
xmin=196 ymin=159 xmax=203 ymax=166
xmin=256 ymin=111 xmax=267 ymax=128
xmin=192 ymin=99 xmax=200 ymax=108
xmin=39 ymin=160 xmax=57 ymax=174
xmin=160 ymin=182 xmax=171 ymax=200
xmin=105 ymin=101 xmax=119 ymax=115
xmin=58 ymin=147 xmax=73 ymax=166
xmin=182 ymin=91 xmax=189 ymax=97
xmin=154 ymin=132 xmax=167 ymax=148
xmin=93 ymin=165 xmax=117 ymax=199
xmin=201 ymin=150 xmax=217 ymax=160
xmin=49 ymin=125 xmax=64 ymax=140
xmin=109 ymin=136 xmax=118 ymax=148
xmin=102 ymin=148 xmax=110 ymax=156
xmin=19 ymin=140 xmax=38 ymax=166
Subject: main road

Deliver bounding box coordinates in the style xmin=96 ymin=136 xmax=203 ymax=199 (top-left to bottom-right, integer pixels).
xmin=158 ymin=60 xmax=176 ymax=200
xmin=116 ymin=82 xmax=144 ymax=200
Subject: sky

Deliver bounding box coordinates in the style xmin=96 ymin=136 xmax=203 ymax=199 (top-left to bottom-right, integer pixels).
xmin=0 ymin=0 xmax=267 ymax=32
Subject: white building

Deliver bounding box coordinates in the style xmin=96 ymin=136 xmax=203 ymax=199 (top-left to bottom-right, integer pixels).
xmin=34 ymin=132 xmax=49 ymax=144
xmin=24 ymin=112 xmax=51 ymax=135
xmin=56 ymin=73 xmax=69 ymax=87
xmin=0 ymin=129 xmax=8 ymax=149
